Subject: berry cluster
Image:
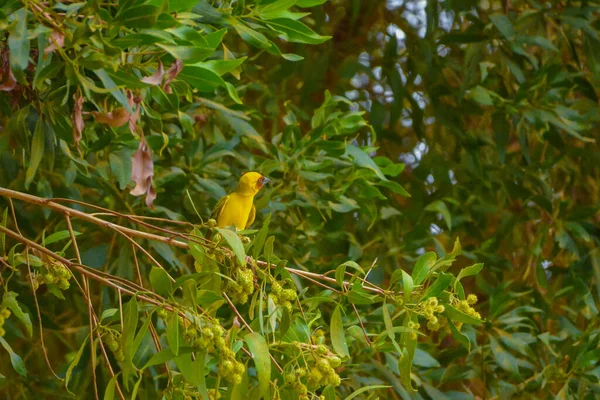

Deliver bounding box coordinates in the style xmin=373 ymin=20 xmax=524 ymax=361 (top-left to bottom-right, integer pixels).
xmin=270 ymin=281 xmax=297 ymax=312
xmin=217 ymin=354 xmax=245 ymax=385
xmin=226 ymin=266 xmax=254 ymax=304
xmin=0 ymin=307 xmax=11 ymax=337
xmin=284 ymin=344 xmax=342 ymax=399
xmin=306 ymin=356 xmax=342 ymax=388
xmin=33 ymin=259 xmax=72 ymax=291
xmin=421 ymin=297 xmax=445 ymax=331
xmin=105 ymin=331 xmax=124 ymax=362
xmin=452 ymin=294 xmax=480 ymax=330
xmin=180 ymin=318 xmax=245 ymax=385
xmin=407 ymin=321 xmax=421 ymax=339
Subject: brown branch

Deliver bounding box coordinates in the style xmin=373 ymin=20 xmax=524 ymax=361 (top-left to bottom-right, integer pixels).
xmin=0 ymin=188 xmax=188 ymax=248
xmin=66 ymin=215 xmax=99 ymax=400
xmin=25 ymin=250 xmax=62 ymax=380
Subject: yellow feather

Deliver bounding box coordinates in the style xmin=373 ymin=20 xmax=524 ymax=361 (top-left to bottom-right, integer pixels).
xmin=212 ymin=172 xmax=270 ymax=230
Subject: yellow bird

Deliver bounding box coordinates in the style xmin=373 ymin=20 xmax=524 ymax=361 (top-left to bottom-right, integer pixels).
xmin=212 ymin=172 xmax=271 ymax=230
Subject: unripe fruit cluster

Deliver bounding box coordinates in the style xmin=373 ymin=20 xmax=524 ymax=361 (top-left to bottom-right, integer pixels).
xmin=207 ymin=388 xmax=222 ymax=400
xmin=183 ymin=320 xmax=226 ymax=351
xmin=105 ymin=332 xmax=124 ymax=362
xmin=226 ymin=267 xmax=254 ymax=304
xmin=217 ymin=355 xmax=245 ymax=385
xmin=455 ymin=294 xmax=480 ymax=319
xmin=421 ymin=297 xmax=445 ymax=331
xmin=181 ymin=320 xmax=245 ymax=385
xmin=0 ymin=307 xmax=11 ymax=337
xmin=286 ymin=355 xmax=342 ymax=397
xmin=270 ymin=281 xmax=297 ymax=312
xmin=36 ymin=260 xmax=72 ymax=291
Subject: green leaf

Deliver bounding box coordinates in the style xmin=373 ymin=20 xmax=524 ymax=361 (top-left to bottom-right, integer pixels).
xmin=64 ymin=335 xmax=88 ymax=391
xmin=448 ymin=319 xmax=470 ymax=351
xmin=121 ymin=296 xmax=139 ymax=389
xmin=180 ymin=66 xmax=226 ymax=92
xmin=109 ymin=149 xmax=133 ymax=190
xmin=256 ymin=0 xmax=296 ymax=19
xmin=8 ymin=8 xmax=30 ymax=81
xmin=425 ymin=200 xmax=452 ymax=231
xmin=265 ymin=18 xmax=331 ymax=44
xmin=335 ymin=260 xmax=363 ymax=288
xmin=167 ymin=313 xmax=180 ymax=356
xmin=455 ymin=263 xmax=484 ymax=287
xmin=422 ymin=273 xmax=452 ymax=299
xmin=468 ymin=85 xmax=494 ymax=106
xmin=347 ymin=288 xmax=378 ymax=305
xmin=216 ymin=227 xmax=246 ymax=266
xmin=0 ymin=336 xmax=26 ymax=377
xmin=346 ymin=145 xmax=387 ymax=181
xmin=490 ymin=14 xmax=515 ymax=40
xmin=490 ymin=337 xmax=520 ymax=376
xmin=157 ymin=43 xmax=213 ymax=62
xmin=264 ymin=236 xmax=275 ymax=264
xmin=103 ymin=374 xmax=118 ymax=400
xmin=151 ymin=241 xmax=184 ymax=270
xmin=25 ymin=120 xmax=45 ymax=189
xmin=412 ymin=252 xmax=436 ymax=285
xmin=252 ymin=213 xmax=271 ymax=259
xmin=233 ymin=22 xmax=272 ymax=49
xmin=398 ymin=313 xmax=417 ymax=391
xmin=199 ymin=57 xmax=248 ymax=76
xmin=345 ymin=385 xmax=392 ymax=400
xmin=194 ymin=352 xmax=210 ymax=399
xmin=149 ymin=266 xmax=173 ymax=297
xmin=413 ymin=348 xmax=441 ymax=368
xmin=169 ymin=0 xmax=199 ymax=12
xmin=93 ymin=69 xmax=133 ymax=112
xmin=0 ymin=208 xmax=8 ymax=254
xmin=245 ymin=332 xmax=271 ymax=399
xmin=44 ymin=230 xmax=81 ymax=246
xmin=402 ymin=270 xmax=413 ymax=301
xmin=142 ymin=348 xmax=177 ymax=369
xmin=225 ymin=82 xmax=243 ymax=105
xmin=282 ymin=53 xmax=304 ymax=61
xmin=115 ymin=4 xmax=160 ymax=28
xmin=296 ymin=0 xmax=327 ymax=6
xmin=444 ymin=304 xmax=483 ymax=325
xmin=330 ymin=305 xmax=349 ymax=357
xmin=3 ymin=292 xmax=32 ymax=338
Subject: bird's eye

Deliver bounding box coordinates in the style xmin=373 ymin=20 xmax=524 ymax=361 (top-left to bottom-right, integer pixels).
xmin=258 ymin=177 xmax=264 ymax=184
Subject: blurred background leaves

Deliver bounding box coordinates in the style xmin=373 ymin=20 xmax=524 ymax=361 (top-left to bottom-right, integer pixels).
xmin=0 ymin=0 xmax=600 ymax=398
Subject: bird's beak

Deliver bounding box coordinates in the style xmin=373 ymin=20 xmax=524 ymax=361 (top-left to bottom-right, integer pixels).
xmin=263 ymin=177 xmax=272 ymax=185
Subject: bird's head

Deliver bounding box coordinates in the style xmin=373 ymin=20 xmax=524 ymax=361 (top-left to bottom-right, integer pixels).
xmin=236 ymin=172 xmax=271 ymax=195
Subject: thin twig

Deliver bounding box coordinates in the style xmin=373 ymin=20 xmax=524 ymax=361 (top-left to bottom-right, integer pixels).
xmin=25 ymin=249 xmax=62 ymax=380
xmin=66 ymin=215 xmax=99 ymax=400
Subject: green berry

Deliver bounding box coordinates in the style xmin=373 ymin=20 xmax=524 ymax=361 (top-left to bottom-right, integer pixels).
xmin=234 ymin=362 xmax=245 ymax=374
xmin=271 ymin=282 xmax=282 ymax=295
xmin=328 ymin=356 xmax=341 ymax=368
xmin=58 ymin=279 xmax=70 ymax=290
xmin=282 ymin=289 xmax=297 ymax=301
xmin=284 ymin=373 xmax=295 ymax=384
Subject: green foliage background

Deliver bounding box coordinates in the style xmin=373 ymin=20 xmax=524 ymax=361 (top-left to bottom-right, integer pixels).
xmin=0 ymin=0 xmax=600 ymax=399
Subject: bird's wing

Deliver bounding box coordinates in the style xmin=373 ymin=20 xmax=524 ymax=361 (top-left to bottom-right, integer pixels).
xmin=211 ymin=194 xmax=230 ymax=223
xmin=245 ymin=204 xmax=256 ymax=229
